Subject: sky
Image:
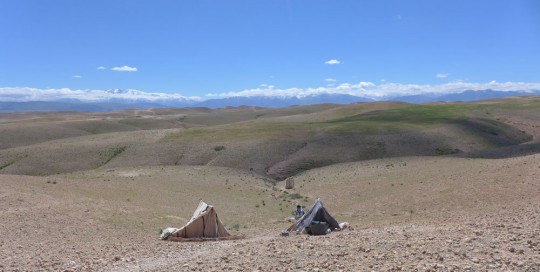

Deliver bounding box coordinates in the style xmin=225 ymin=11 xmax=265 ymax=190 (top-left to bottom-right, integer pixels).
xmin=1 ymin=0 xmax=539 ymax=101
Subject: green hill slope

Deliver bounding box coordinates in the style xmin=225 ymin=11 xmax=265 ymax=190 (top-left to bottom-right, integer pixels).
xmin=1 ymin=97 xmax=539 ymax=179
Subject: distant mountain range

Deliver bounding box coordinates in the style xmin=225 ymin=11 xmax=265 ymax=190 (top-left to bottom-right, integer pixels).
xmin=196 ymin=93 xmax=374 ymax=108
xmin=392 ymin=90 xmax=540 ymax=103
xmin=1 ymin=89 xmax=539 ymax=113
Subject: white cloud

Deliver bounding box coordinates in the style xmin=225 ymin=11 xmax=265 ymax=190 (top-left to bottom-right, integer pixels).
xmin=111 ymin=65 xmax=138 ymax=72
xmin=2 ymin=81 xmax=540 ymax=103
xmin=325 ymin=59 xmax=341 ymax=65
xmin=97 ymin=66 xmax=107 ymax=70
xmin=205 ymin=81 xmax=540 ymax=99
xmin=72 ymin=75 xmax=82 ymax=79
xmin=325 ymin=78 xmax=337 ymax=82
xmin=436 ymin=73 xmax=449 ymax=78
xmin=0 ymin=87 xmax=201 ymax=103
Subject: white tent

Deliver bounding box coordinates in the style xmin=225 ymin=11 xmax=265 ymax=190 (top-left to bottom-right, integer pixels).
xmin=164 ymin=200 xmax=230 ymax=239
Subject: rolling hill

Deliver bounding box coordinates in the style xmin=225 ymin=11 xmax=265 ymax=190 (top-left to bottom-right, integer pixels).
xmin=1 ymin=96 xmax=540 ymax=180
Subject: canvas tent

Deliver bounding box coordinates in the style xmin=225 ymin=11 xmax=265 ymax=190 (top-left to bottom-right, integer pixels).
xmin=164 ymin=200 xmax=230 ymax=239
xmin=287 ymin=198 xmax=340 ymax=234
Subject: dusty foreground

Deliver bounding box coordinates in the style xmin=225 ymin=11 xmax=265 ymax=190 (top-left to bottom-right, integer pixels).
xmin=163 ymin=210 xmax=540 ymax=272
xmin=1 ymin=180 xmax=539 ymax=272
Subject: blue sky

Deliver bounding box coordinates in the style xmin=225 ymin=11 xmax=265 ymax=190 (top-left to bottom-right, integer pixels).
xmin=1 ymin=0 xmax=539 ymax=101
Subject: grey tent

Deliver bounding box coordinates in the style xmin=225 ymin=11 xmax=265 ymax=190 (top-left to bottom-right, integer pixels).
xmin=287 ymin=198 xmax=340 ymax=234
xmin=166 ymin=200 xmax=230 ymax=239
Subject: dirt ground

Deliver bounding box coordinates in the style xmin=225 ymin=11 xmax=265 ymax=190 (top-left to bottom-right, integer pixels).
xmin=1 ymin=171 xmax=539 ymax=272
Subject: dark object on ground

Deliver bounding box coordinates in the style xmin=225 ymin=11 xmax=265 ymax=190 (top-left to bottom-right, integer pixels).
xmin=307 ymin=221 xmax=329 ymax=236
xmin=287 ymin=198 xmax=340 ymax=233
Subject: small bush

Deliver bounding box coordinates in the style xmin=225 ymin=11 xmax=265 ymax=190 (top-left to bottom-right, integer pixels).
xmin=213 ymin=145 xmax=225 ymax=151
xmin=286 ymin=193 xmax=303 ymax=200
xmin=231 ymin=224 xmax=240 ymax=231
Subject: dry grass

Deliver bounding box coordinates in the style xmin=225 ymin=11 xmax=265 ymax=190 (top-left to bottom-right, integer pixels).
xmin=292 ymin=154 xmax=540 ymax=225
xmin=1 ymin=97 xmax=540 ymax=180
xmin=4 ymin=152 xmax=538 ymax=232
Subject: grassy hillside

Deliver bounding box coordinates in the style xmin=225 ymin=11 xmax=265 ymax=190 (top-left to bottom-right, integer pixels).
xmin=1 ymin=97 xmax=539 ymax=179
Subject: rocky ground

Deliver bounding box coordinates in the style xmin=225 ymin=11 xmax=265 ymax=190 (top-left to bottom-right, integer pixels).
xmin=1 ymin=183 xmax=538 ymax=272
xmin=136 ymin=206 xmax=540 ymax=272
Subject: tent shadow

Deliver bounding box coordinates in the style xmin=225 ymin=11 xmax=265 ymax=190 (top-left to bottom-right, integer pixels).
xmin=165 ymin=234 xmax=246 ymax=243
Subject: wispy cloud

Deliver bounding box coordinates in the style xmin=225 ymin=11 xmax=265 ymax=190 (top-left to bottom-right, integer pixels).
xmin=325 ymin=59 xmax=341 ymax=65
xmin=259 ymin=84 xmax=275 ymax=89
xmin=325 ymin=78 xmax=337 ymax=82
xmin=111 ymin=65 xmax=138 ymax=72
xmin=72 ymin=75 xmax=82 ymax=79
xmin=436 ymin=73 xmax=449 ymax=78
xmin=97 ymin=66 xmax=107 ymax=70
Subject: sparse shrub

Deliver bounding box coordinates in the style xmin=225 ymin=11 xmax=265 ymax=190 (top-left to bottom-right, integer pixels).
xmin=255 ymin=204 xmax=260 ymax=208
xmin=435 ymin=147 xmax=461 ymax=155
xmin=231 ymin=224 xmax=240 ymax=231
xmin=103 ymin=146 xmax=127 ymax=165
xmin=286 ymin=193 xmax=303 ymax=200
xmin=213 ymin=145 xmax=225 ymax=151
